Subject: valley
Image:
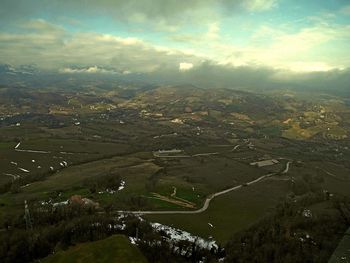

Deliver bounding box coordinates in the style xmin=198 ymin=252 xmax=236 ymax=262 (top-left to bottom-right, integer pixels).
xmin=1 ymin=85 xmax=350 ymax=252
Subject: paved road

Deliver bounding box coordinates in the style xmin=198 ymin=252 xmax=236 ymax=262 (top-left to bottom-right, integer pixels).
xmin=282 ymin=161 xmax=291 ymax=174
xmin=153 ymin=152 xmax=219 ymax=158
xmin=117 ymin=172 xmax=276 ymax=215
xmin=15 ymin=149 xmax=50 ymax=154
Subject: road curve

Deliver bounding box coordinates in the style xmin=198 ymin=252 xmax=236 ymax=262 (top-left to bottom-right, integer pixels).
xmin=117 ymin=172 xmax=276 ymax=215
xmin=281 ymin=161 xmax=291 ymax=174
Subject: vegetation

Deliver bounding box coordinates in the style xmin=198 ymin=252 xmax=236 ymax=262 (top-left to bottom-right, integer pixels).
xmin=42 ymin=235 xmax=148 ymax=263
xmin=224 ymin=195 xmax=350 ymax=263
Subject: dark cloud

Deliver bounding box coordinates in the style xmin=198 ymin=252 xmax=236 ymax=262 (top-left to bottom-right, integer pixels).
xmin=0 ymin=0 xmax=276 ymax=28
xmin=141 ymin=61 xmax=350 ymax=95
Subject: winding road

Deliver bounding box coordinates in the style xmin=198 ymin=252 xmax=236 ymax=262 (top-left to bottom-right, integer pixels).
xmin=117 ymin=172 xmax=276 ymax=215
xmin=282 ymin=161 xmax=291 ymax=174
xmin=118 ymin=160 xmax=292 ymax=215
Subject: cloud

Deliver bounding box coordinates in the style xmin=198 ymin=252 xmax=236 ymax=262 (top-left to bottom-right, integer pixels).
xmin=22 ymin=19 xmax=65 ymax=35
xmin=340 ymin=5 xmax=350 ymax=15
xmin=243 ymin=0 xmax=277 ymax=12
xmin=0 ymin=21 xmax=201 ymax=73
xmin=179 ymin=62 xmax=194 ymax=71
xmin=2 ymin=16 xmax=349 ymax=76
xmin=206 ymin=22 xmax=220 ymax=40
xmin=213 ymin=21 xmax=350 ymax=71
xmin=0 ymin=0 xmax=278 ymax=31
xmin=2 ymin=12 xmax=349 ymax=75
xmin=144 ymin=60 xmax=350 ymax=95
xmin=169 ymin=22 xmax=220 ymax=44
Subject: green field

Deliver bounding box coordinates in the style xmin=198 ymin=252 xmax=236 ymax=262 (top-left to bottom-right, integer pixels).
xmin=146 ymin=178 xmax=290 ymax=244
xmin=42 ymin=235 xmax=148 ymax=263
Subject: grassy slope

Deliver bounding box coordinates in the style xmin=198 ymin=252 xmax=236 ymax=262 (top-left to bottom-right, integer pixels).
xmin=42 ymin=235 xmax=148 ymax=263
xmin=329 ymin=227 xmax=350 ymax=263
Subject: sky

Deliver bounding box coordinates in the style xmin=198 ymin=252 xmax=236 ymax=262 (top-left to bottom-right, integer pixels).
xmin=0 ymin=0 xmax=350 ymax=86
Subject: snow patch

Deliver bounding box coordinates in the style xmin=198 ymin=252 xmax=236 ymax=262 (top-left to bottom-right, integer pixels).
xmin=129 ymin=237 xmax=138 ymax=245
xmin=59 ymin=161 xmax=68 ymax=168
xmin=151 ymin=223 xmax=218 ymax=250
xmin=52 ymin=200 xmax=69 ymax=207
xmin=118 ymin=180 xmax=126 ymax=191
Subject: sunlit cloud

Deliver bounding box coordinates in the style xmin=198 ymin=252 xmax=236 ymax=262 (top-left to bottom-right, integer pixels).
xmin=179 ymin=62 xmax=194 ymax=71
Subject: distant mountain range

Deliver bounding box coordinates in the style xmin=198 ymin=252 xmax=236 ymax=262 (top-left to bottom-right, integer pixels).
xmin=0 ymin=64 xmax=349 ymax=96
xmin=0 ymin=64 xmax=148 ymax=89
xmin=0 ymin=64 xmax=40 ymax=75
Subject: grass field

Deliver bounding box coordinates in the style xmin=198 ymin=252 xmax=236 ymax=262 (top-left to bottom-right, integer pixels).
xmin=0 ymin=138 xmax=132 ymax=188
xmin=146 ymin=178 xmax=290 ymax=244
xmin=42 ymin=235 xmax=148 ymax=263
xmin=1 ymin=132 xmax=349 ymax=246
xmin=0 ymin=153 xmax=161 ymax=222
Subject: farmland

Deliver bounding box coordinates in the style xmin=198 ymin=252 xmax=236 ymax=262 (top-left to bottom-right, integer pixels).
xmin=0 ymin=85 xmax=350 ymax=262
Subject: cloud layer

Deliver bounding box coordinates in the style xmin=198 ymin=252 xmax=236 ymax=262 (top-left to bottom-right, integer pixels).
xmin=0 ymin=1 xmax=349 ymax=93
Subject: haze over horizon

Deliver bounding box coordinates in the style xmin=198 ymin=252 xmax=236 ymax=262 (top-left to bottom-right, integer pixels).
xmin=1 ymin=0 xmax=350 ymax=90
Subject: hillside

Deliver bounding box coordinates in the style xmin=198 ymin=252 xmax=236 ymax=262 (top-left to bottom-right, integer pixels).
xmin=42 ymin=235 xmax=148 ymax=263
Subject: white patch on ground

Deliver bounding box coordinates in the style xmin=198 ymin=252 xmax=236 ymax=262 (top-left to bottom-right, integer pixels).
xmin=98 ymin=180 xmax=126 ymax=194
xmin=40 ymin=200 xmax=52 ymax=205
xmin=106 ymin=189 xmax=116 ymax=194
xmin=52 ymin=200 xmax=69 ymax=207
xmin=18 ymin=168 xmax=30 ymax=173
xmin=208 ymin=223 xmax=214 ymax=228
xmin=150 ymin=222 xmax=218 ymax=250
xmin=129 ymin=237 xmax=138 ymax=245
xmin=118 ymin=180 xmax=125 ymax=191
xmin=302 ymin=209 xmax=312 ymax=218
xmin=59 ymin=161 xmax=68 ymax=168
xmin=14 ymin=142 xmax=21 ymax=149
xmin=108 ymin=223 xmax=126 ymax=231
xmin=10 ymin=161 xmax=18 ymax=166
xmin=171 ymin=118 xmax=184 ymax=124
